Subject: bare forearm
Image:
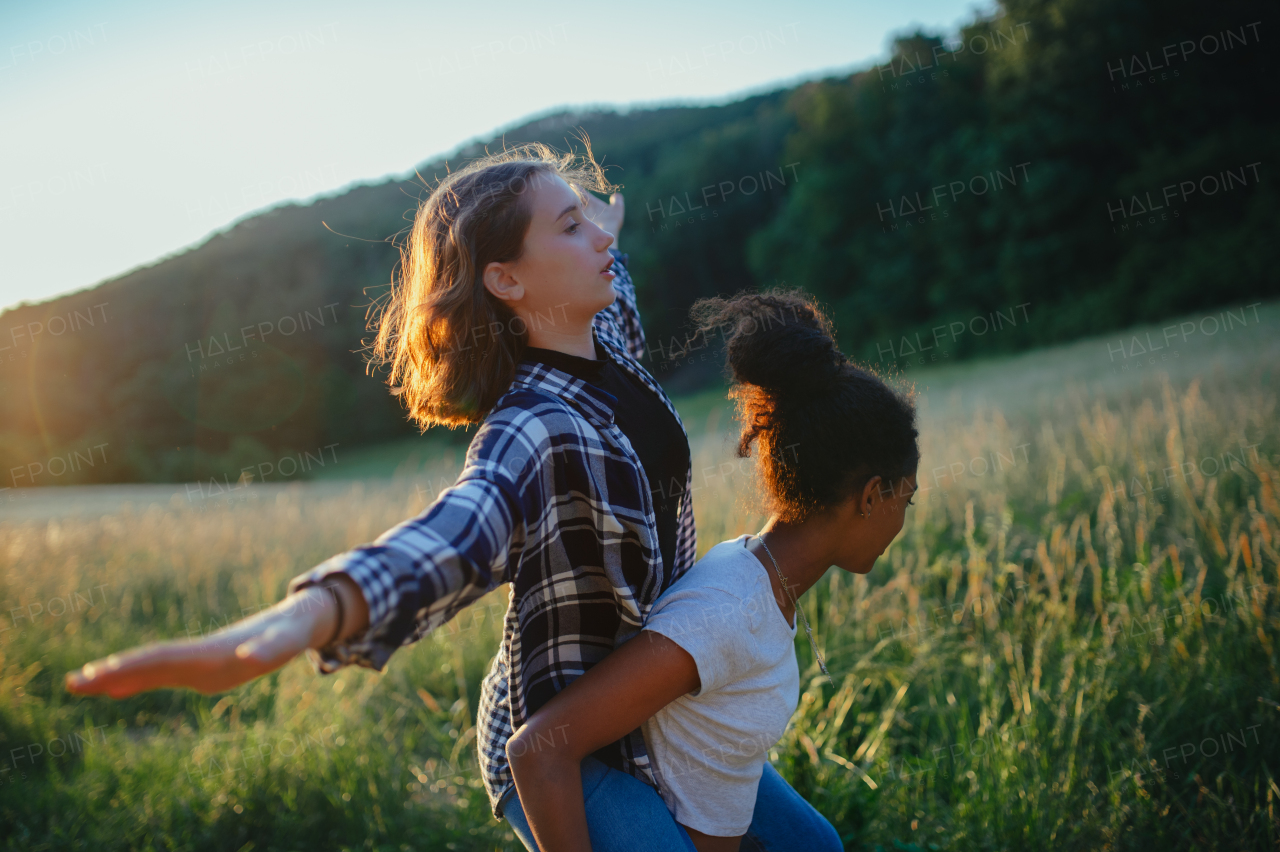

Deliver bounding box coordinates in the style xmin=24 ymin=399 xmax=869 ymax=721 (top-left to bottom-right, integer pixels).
xmin=500 ymin=631 xmax=699 ymax=851
xmin=304 ymin=573 xmax=370 ymax=647
xmin=509 ymin=754 xmax=593 ymax=852
xmin=65 ymin=575 xmax=373 ymax=698
xmin=201 ymin=578 xmax=368 ymax=654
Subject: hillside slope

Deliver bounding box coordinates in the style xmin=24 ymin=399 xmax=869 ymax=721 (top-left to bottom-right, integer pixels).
xmin=2 ymin=0 xmax=1275 ymax=486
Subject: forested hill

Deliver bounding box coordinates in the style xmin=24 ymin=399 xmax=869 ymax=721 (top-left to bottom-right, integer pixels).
xmin=2 ymin=0 xmax=1275 ymax=486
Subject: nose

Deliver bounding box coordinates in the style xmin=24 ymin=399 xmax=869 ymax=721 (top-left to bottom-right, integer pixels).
xmin=592 ymin=224 xmax=614 ymax=252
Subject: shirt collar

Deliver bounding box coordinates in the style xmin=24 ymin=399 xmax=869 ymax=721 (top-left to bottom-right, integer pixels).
xmin=512 ymin=332 xmax=620 ymax=429
xmin=521 ymin=336 xmax=610 ymax=383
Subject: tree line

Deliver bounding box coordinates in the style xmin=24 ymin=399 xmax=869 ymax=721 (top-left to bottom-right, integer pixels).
xmin=1 ymin=0 xmax=1273 ymax=485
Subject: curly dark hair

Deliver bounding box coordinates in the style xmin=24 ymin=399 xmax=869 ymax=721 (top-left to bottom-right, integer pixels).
xmin=689 ymin=288 xmax=919 ymax=523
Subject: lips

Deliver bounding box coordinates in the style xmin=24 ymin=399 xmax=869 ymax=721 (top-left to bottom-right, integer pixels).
xmin=600 ymin=257 xmax=614 ymax=274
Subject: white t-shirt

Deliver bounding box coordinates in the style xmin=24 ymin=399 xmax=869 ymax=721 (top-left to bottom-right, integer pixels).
xmin=639 ymin=534 xmax=800 ymax=836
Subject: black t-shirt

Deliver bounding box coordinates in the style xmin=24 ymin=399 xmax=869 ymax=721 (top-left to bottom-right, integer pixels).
xmin=521 ymin=334 xmax=690 ymax=577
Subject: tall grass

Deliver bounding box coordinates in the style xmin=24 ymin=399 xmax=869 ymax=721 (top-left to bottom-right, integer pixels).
xmin=771 ymin=370 xmax=1279 ymax=849
xmin=2 ymin=306 xmax=1278 ymax=850
xmin=1 ymin=475 xmax=522 ymax=850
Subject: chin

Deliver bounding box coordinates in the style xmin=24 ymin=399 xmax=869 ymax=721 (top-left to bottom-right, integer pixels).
xmin=856 ymin=555 xmax=881 ymax=574
xmin=594 ymin=280 xmax=618 ymax=308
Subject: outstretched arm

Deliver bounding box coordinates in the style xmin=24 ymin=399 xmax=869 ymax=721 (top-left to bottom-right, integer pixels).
xmin=506 ymin=630 xmax=700 ymax=852
xmin=67 ymin=414 xmax=538 ymax=697
xmin=65 ymin=578 xmax=365 ymax=697
xmin=286 ymin=458 xmax=526 ymax=674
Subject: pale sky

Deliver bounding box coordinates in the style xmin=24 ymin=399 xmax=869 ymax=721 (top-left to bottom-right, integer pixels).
xmin=1 ymin=0 xmax=989 ymax=310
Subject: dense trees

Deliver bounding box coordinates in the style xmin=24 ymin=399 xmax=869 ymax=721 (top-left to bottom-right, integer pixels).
xmin=2 ymin=0 xmax=1273 ymax=485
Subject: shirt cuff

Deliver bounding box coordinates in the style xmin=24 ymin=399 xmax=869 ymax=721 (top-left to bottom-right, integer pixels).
xmin=286 ymin=551 xmax=400 ymax=674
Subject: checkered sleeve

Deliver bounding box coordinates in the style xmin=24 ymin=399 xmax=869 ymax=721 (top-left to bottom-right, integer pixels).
xmin=675 ymin=466 xmax=698 ymax=569
xmin=286 ymin=412 xmax=542 ymax=674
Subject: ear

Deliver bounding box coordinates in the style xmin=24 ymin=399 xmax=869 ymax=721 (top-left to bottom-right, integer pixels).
xmin=860 ymin=475 xmax=887 ymax=517
xmin=483 ymin=261 xmax=523 ymax=304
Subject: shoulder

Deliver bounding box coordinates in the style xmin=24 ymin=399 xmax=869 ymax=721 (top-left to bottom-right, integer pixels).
xmin=469 ymin=386 xmax=594 ymax=467
xmin=649 ymin=538 xmax=766 ymax=621
xmin=643 ymin=538 xmax=777 ymax=696
xmin=485 ymin=386 xmax=575 ymax=430
xmin=683 ymin=537 xmax=764 ymax=599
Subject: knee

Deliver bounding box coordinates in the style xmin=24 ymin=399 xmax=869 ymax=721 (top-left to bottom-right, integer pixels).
xmin=578 ymin=753 xmax=612 ymax=799
xmin=814 ymin=818 xmax=843 ymax=852
xmin=794 ymin=809 xmax=842 ymax=852
xmin=803 ymin=803 xmax=843 ymax=850
xmin=793 ymin=816 xmax=842 ymax=852
xmin=754 ymin=764 xmax=843 ymax=851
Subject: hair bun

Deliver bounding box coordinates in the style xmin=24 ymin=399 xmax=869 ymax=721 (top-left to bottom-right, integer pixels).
xmin=688 ymin=287 xmax=918 ymax=525
xmin=690 ymin=289 xmax=846 ymax=397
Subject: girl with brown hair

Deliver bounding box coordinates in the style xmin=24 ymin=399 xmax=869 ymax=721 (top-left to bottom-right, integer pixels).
xmin=65 ymin=143 xmax=842 ymax=851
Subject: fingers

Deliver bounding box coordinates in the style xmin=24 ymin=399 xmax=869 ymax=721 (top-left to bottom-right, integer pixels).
xmin=65 ymin=641 xmax=218 ymax=697
xmin=65 ymin=643 xmax=185 ymax=696
xmin=583 ymin=192 xmax=606 ymax=219
xmin=68 ymin=648 xmax=232 ymax=697
xmin=586 ymin=192 xmax=623 ymax=222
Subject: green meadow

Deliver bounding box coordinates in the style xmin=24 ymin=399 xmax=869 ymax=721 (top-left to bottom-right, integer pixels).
xmin=2 ymin=301 xmax=1278 ymax=850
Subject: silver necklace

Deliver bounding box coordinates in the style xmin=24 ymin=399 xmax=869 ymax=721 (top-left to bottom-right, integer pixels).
xmin=755 ymin=532 xmax=835 ymax=688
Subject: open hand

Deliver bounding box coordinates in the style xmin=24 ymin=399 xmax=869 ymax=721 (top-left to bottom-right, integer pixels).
xmin=584 ymin=192 xmax=624 ymax=250
xmin=64 ymin=586 xmax=333 ymax=698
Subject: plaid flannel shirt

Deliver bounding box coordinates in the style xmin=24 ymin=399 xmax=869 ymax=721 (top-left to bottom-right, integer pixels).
xmin=286 ymin=248 xmax=697 ymax=818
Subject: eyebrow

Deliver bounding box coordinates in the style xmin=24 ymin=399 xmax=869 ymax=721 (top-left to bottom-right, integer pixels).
xmin=556 ymin=203 xmax=579 ymax=221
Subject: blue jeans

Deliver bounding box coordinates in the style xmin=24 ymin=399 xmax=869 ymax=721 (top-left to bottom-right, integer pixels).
xmin=499 ymin=754 xmax=842 ymax=851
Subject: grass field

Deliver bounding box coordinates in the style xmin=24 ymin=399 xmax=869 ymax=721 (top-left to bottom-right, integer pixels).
xmin=2 ymin=301 xmax=1278 ymax=850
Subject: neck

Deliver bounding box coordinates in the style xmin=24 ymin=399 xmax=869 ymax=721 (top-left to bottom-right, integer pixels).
xmin=748 ymin=518 xmax=838 ymax=625
xmin=524 ymin=320 xmax=597 ymax=360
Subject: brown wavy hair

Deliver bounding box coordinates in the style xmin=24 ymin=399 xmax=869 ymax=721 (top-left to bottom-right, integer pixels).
xmin=370 ymin=141 xmax=619 ymax=429
xmin=690 ymin=288 xmax=919 ymax=523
